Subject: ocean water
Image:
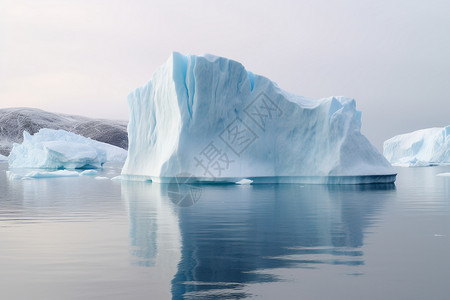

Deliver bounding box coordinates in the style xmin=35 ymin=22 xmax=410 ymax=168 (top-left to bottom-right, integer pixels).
xmin=0 ymin=161 xmax=449 ymax=300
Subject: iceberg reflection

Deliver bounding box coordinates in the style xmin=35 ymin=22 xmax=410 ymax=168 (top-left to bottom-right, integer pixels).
xmin=121 ymin=181 xmax=182 ymax=268
xmin=122 ymin=182 xmax=395 ymax=299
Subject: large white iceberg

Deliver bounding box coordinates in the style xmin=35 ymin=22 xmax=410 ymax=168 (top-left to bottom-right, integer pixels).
xmin=383 ymin=126 xmax=450 ymax=167
xmin=122 ymin=52 xmax=396 ymax=184
xmin=9 ymin=129 xmax=127 ymax=169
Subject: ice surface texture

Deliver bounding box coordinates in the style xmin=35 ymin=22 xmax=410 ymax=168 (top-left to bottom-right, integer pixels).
xmin=0 ymin=107 xmax=128 ymax=156
xmin=122 ymin=52 xmax=395 ymax=183
xmin=9 ymin=129 xmax=127 ymax=169
xmin=384 ymin=126 xmax=450 ymax=167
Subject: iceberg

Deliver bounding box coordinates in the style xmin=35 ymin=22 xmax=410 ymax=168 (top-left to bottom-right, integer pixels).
xmin=383 ymin=126 xmax=450 ymax=167
xmin=0 ymin=154 xmax=7 ymax=161
xmin=122 ymin=52 xmax=396 ymax=184
xmin=0 ymin=107 xmax=128 ymax=156
xmin=9 ymin=129 xmax=127 ymax=169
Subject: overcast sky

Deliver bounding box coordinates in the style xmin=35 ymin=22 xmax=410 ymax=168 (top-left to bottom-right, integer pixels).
xmin=1 ymin=0 xmax=449 ymax=149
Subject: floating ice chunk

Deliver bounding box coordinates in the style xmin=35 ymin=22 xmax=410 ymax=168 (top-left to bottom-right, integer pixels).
xmin=9 ymin=129 xmax=127 ymax=169
xmin=95 ymin=176 xmax=109 ymax=180
xmin=7 ymin=169 xmax=80 ymax=180
xmin=121 ymin=52 xmax=396 ymax=184
xmin=384 ymin=126 xmax=450 ymax=167
xmin=437 ymin=173 xmax=450 ymax=177
xmin=236 ymin=179 xmax=253 ymax=185
xmin=26 ymin=170 xmax=80 ymax=178
xmin=80 ymin=169 xmax=98 ymax=176
xmin=391 ymin=159 xmax=432 ymax=167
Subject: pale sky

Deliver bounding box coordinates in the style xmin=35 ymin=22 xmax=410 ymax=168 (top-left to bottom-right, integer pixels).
xmin=1 ymin=0 xmax=449 ymax=149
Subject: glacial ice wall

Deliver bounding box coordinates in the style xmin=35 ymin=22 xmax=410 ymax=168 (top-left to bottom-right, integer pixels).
xmin=383 ymin=126 xmax=450 ymax=167
xmin=9 ymin=129 xmax=127 ymax=169
xmin=122 ymin=52 xmax=395 ymax=183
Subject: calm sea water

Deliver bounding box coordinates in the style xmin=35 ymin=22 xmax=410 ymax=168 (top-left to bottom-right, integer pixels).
xmin=1 ymin=161 xmax=449 ymax=300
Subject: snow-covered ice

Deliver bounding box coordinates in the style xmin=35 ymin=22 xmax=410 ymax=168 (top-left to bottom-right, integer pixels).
xmin=384 ymin=126 xmax=450 ymax=167
xmin=122 ymin=52 xmax=396 ymax=184
xmin=9 ymin=129 xmax=127 ymax=169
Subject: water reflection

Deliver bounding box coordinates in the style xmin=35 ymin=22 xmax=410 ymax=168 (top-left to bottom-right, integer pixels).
xmin=121 ymin=181 xmax=182 ymax=269
xmin=122 ymin=182 xmax=395 ymax=299
xmin=2 ymin=161 xmax=449 ymax=299
xmin=0 ymin=164 xmax=124 ymax=222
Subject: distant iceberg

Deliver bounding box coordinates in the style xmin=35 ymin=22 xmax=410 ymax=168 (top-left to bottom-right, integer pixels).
xmin=0 ymin=154 xmax=7 ymax=161
xmin=9 ymin=129 xmax=127 ymax=169
xmin=0 ymin=107 xmax=128 ymax=156
xmin=384 ymin=126 xmax=450 ymax=167
xmin=122 ymin=52 xmax=396 ymax=184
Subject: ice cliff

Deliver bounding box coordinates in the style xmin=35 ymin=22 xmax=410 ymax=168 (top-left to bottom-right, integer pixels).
xmin=122 ymin=52 xmax=396 ymax=183
xmin=9 ymin=129 xmax=127 ymax=169
xmin=383 ymin=126 xmax=450 ymax=167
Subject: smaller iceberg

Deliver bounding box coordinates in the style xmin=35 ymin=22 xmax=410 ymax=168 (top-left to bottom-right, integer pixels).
xmin=383 ymin=126 xmax=450 ymax=167
xmin=0 ymin=154 xmax=7 ymax=161
xmin=9 ymin=129 xmax=127 ymax=169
